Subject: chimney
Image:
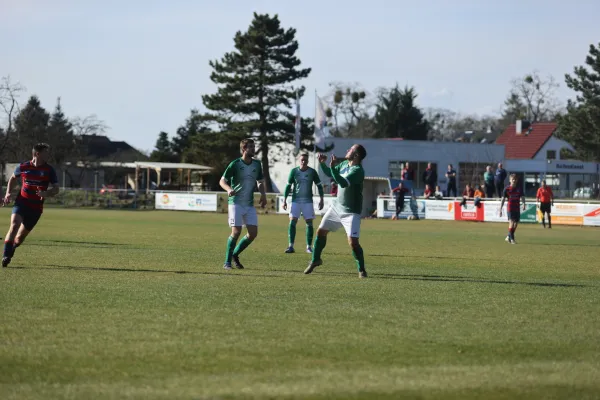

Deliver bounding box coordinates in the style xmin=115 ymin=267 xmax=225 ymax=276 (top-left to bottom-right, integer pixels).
xmin=516 ymin=120 xmax=522 ymax=134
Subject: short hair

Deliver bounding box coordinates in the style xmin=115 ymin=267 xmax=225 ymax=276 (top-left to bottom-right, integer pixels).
xmin=299 ymin=152 xmax=309 ymax=159
xmin=354 ymin=144 xmax=367 ymax=161
xmin=32 ymin=143 xmax=50 ymax=154
xmin=240 ymin=138 xmax=254 ymax=153
xmin=510 ymin=173 xmax=518 ymax=181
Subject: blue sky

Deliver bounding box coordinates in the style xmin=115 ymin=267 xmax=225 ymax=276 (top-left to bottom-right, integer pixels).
xmin=1 ymin=0 xmax=598 ymax=152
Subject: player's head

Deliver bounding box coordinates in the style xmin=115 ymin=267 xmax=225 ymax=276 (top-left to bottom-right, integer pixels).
xmin=299 ymin=153 xmax=309 ymax=168
xmin=346 ymin=144 xmax=367 ymax=164
xmin=32 ymin=143 xmax=50 ymax=163
xmin=240 ymin=138 xmax=255 ymax=157
xmin=509 ymin=173 xmax=518 ymax=186
xmin=541 ymin=180 xmax=547 ymax=187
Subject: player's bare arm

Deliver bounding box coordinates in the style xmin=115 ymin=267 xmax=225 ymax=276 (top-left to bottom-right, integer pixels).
xmin=219 ymin=176 xmax=236 ymax=197
xmin=2 ymin=174 xmax=18 ymax=206
xmin=37 ymin=183 xmax=59 ymax=199
xmin=257 ymin=179 xmax=267 ymax=208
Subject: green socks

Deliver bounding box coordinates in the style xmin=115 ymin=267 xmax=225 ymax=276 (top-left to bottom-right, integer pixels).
xmin=352 ymin=245 xmax=366 ymax=272
xmin=288 ymin=219 xmax=297 ymax=246
xmin=233 ymin=235 xmax=253 ymax=256
xmin=312 ymin=235 xmax=326 ymax=262
xmin=306 ymin=223 xmax=314 ymax=247
xmin=225 ymin=236 xmax=238 ymax=264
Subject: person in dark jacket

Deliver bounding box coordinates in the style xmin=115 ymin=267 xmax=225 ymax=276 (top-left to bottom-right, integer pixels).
xmin=422 ymin=163 xmax=437 ymax=191
xmin=445 ymin=164 xmax=457 ymax=197
xmin=494 ymin=162 xmax=507 ymax=198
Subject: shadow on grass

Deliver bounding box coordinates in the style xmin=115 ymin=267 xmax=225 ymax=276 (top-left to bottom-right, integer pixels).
xmin=27 ymin=239 xmax=146 ymax=250
xmin=10 ymin=264 xmax=288 ymax=279
xmin=263 ymin=268 xmax=586 ymax=288
xmin=5 ymin=264 xmax=587 ymax=288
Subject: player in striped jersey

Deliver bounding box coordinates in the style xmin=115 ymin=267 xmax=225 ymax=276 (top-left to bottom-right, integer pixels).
xmin=282 ymin=153 xmax=324 ymax=254
xmin=499 ymin=174 xmax=526 ymax=244
xmin=2 ymin=143 xmax=59 ymax=267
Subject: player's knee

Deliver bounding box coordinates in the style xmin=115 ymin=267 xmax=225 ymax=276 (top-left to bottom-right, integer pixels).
xmin=247 ymin=231 xmax=258 ymax=240
xmin=306 ymin=219 xmax=313 ymax=226
xmin=231 ymin=229 xmax=242 ymax=239
xmin=348 ymin=237 xmax=360 ymax=248
xmin=316 ymin=228 xmax=327 ymax=237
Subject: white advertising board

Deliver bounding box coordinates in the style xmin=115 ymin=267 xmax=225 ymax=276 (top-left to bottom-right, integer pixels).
xmin=424 ymin=200 xmax=454 ymax=220
xmin=155 ymin=192 xmax=218 ymax=212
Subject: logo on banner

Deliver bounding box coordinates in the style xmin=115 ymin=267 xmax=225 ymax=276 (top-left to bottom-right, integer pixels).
xmin=161 ymin=194 xmax=170 ymax=205
xmin=585 ymin=207 xmax=600 ymax=217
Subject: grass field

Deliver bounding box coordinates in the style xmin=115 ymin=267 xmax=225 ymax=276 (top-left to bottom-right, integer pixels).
xmin=1 ymin=208 xmax=599 ymax=399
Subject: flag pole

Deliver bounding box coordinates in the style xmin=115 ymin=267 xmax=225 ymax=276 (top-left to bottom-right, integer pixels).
xmin=314 ymin=89 xmax=318 ymax=195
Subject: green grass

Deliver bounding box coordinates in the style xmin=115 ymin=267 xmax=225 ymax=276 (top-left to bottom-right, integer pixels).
xmin=1 ymin=208 xmax=599 ymax=399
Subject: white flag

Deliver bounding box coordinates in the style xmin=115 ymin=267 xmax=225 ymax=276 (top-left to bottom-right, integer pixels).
xmin=315 ymin=95 xmax=330 ymax=139
xmin=294 ymin=91 xmax=301 ymax=155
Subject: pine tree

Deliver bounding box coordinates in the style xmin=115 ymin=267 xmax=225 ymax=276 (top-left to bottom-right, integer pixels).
xmin=12 ymin=95 xmax=50 ymax=160
xmin=202 ymin=13 xmax=311 ymax=192
xmin=374 ymin=85 xmax=429 ymax=140
xmin=557 ymin=42 xmax=600 ymax=161
xmin=47 ymin=97 xmax=74 ymax=165
xmin=170 ymin=109 xmax=212 ymax=159
xmin=150 ymin=131 xmax=176 ymax=162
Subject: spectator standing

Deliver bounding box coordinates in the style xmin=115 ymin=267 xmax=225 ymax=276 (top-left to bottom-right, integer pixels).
xmin=494 ymin=162 xmax=507 ymax=198
xmin=484 ymin=166 xmax=495 ymax=198
xmin=401 ymin=162 xmax=415 ymax=190
xmin=445 ymin=164 xmax=457 ymax=197
xmin=422 ymin=163 xmax=437 ymax=191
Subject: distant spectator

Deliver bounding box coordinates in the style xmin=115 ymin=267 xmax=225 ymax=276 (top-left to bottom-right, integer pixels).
xmin=460 ymin=184 xmax=475 ymax=208
xmin=391 ymin=182 xmax=410 ymax=219
xmin=422 ymin=163 xmax=437 ymax=190
xmin=434 ymin=185 xmax=444 ymax=199
xmin=330 ymin=180 xmax=338 ymax=197
xmin=474 ymin=184 xmax=485 ymax=208
xmin=445 ymin=164 xmax=457 ymax=197
xmin=401 ymin=162 xmax=415 ymax=189
xmin=423 ymin=184 xmax=433 ymax=199
xmin=484 ymin=165 xmax=495 ymax=198
xmin=494 ymin=162 xmax=507 ymax=198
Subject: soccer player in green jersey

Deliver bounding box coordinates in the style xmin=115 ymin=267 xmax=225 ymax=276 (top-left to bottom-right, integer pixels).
xmin=304 ymin=144 xmax=368 ymax=278
xmin=282 ymin=153 xmax=324 ymax=254
xmin=219 ymin=139 xmax=267 ymax=270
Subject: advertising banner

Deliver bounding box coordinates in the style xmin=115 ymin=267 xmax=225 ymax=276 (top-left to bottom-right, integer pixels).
xmin=545 ymin=203 xmax=585 ymax=225
xmin=484 ymin=201 xmax=537 ymax=223
xmin=453 ymin=201 xmax=484 ymax=221
xmin=424 ymin=200 xmax=454 ymax=220
xmin=583 ymin=205 xmax=600 ymax=226
xmin=376 ymin=197 xmax=425 ymax=219
xmin=155 ymin=192 xmax=218 ymax=211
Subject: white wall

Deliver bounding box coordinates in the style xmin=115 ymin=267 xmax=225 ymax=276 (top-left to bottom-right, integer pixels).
xmin=533 ymin=136 xmax=575 ymax=161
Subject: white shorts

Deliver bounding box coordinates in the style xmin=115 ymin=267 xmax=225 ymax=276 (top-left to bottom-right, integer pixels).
xmin=318 ymin=206 xmax=361 ymax=238
xmin=228 ymin=204 xmax=258 ymax=227
xmin=289 ymin=202 xmax=315 ymax=220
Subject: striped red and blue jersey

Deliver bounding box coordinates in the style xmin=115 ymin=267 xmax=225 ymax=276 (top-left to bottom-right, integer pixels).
xmin=14 ymin=161 xmax=58 ymax=212
xmin=503 ymin=185 xmax=523 ymax=212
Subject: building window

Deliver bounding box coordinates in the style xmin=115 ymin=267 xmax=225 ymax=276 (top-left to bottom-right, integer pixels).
xmin=547 ymin=150 xmax=557 ymax=160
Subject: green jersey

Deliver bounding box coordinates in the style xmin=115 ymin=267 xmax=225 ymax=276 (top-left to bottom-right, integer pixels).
xmin=284 ymin=167 xmax=323 ymax=203
xmin=222 ymin=158 xmax=264 ymax=206
xmin=320 ymin=159 xmax=364 ymax=214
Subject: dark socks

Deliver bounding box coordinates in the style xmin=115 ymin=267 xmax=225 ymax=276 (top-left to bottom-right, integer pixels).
xmin=306 ymin=223 xmax=314 ymax=247
xmin=233 ymin=236 xmax=253 ymax=256
xmin=312 ymin=235 xmax=327 ymax=262
xmin=288 ymin=219 xmax=297 ymax=246
xmin=352 ymin=245 xmax=366 ymax=272
xmin=3 ymin=240 xmax=13 ymax=259
xmin=225 ymin=236 xmax=238 ymax=264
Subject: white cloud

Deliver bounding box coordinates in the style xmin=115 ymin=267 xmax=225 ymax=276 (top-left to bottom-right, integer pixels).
xmin=431 ymin=88 xmax=453 ymax=98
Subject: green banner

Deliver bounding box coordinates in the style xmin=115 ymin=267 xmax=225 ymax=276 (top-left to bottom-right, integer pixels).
xmin=521 ymin=203 xmax=538 ymax=223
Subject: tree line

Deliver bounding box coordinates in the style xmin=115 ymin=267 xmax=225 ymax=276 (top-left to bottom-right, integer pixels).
xmin=3 ymin=12 xmax=599 ymax=193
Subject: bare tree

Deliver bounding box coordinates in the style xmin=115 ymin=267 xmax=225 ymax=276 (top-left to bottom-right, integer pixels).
xmin=66 ymin=115 xmax=109 ymax=187
xmin=325 ymin=81 xmax=375 ymax=138
xmin=502 ymin=70 xmax=562 ymax=124
xmin=0 ymin=76 xmax=25 ymax=156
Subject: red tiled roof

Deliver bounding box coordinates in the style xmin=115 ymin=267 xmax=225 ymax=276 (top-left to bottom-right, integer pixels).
xmin=495 ymin=122 xmax=557 ymax=159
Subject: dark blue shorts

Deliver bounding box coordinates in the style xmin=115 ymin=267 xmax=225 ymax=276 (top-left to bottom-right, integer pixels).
xmin=507 ymin=210 xmax=520 ymax=222
xmin=12 ymin=203 xmax=42 ymax=231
